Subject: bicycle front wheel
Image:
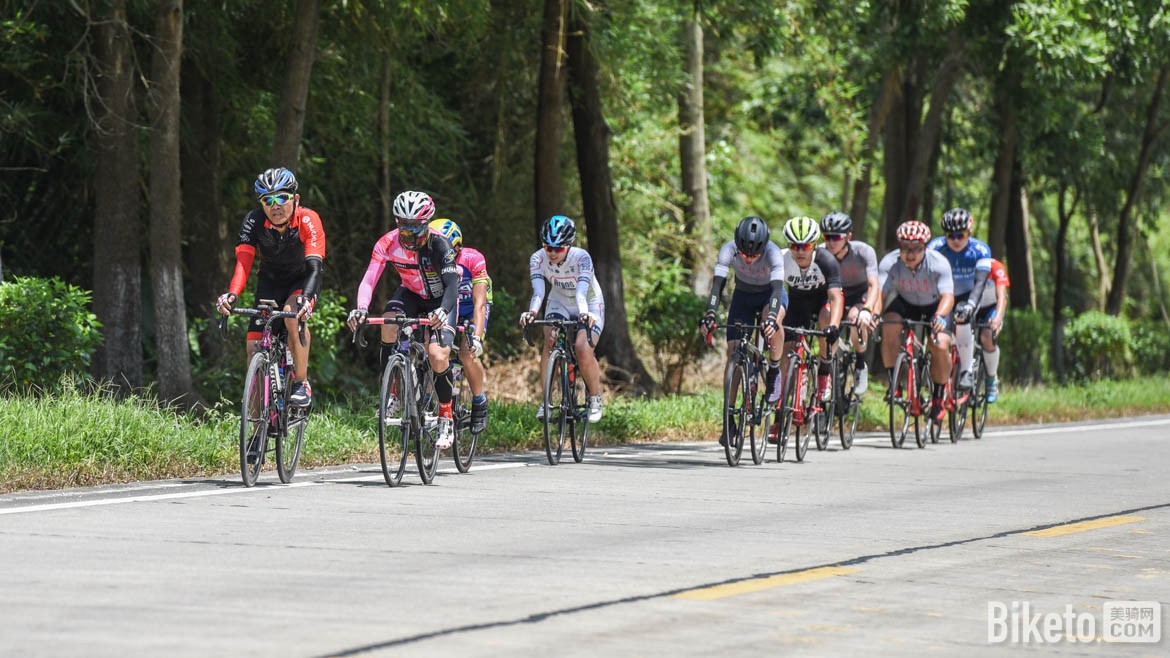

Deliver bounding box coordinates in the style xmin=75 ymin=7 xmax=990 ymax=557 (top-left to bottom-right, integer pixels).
xmin=750 ymin=361 xmax=771 ymax=465
xmin=837 ymin=355 xmax=858 ymax=450
xmin=239 ymin=353 xmax=269 ymax=487
xmin=543 ymin=352 xmax=568 ymax=465
xmin=276 ymin=369 xmax=306 ymax=483
xmin=775 ymin=358 xmax=798 ymax=463
xmin=794 ymin=365 xmax=814 ymax=463
xmin=889 ymin=353 xmax=911 ymax=449
xmin=570 ymin=361 xmax=589 ymax=463
xmin=722 ymin=357 xmax=748 ymax=466
xmin=815 ymin=359 xmax=836 ymax=451
xmin=415 ymin=365 xmax=440 ymax=484
xmin=971 ymin=355 xmax=989 ymax=438
xmin=378 ymin=357 xmax=410 ymax=487
xmin=452 ymin=365 xmax=478 ymax=473
xmin=915 ymin=352 xmax=932 ymax=449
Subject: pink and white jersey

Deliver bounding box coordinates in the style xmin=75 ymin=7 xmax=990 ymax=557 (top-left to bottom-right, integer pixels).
xmin=356 ymin=229 xmax=459 ymax=311
xmin=527 ymin=247 xmax=604 ymax=317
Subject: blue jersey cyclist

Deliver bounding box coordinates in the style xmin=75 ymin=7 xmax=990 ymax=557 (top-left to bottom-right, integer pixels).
xmin=927 ymin=208 xmax=992 ymax=391
xmin=519 ymin=215 xmax=606 ymax=423
xmin=700 ymin=216 xmax=788 ymax=446
xmin=874 ymin=220 xmax=956 ymax=423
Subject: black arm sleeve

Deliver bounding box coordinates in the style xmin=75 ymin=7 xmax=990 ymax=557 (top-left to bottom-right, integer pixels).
xmin=440 ymin=270 xmax=460 ymax=319
xmin=767 ymin=280 xmax=785 ymax=320
xmin=706 ymin=275 xmax=727 ymax=313
xmin=302 ymin=257 xmax=324 ymax=301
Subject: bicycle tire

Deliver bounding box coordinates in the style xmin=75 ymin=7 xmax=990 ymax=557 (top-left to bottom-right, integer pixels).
xmin=837 ymin=354 xmax=858 ymax=450
xmin=378 ymin=357 xmax=410 ymax=487
xmin=722 ymin=357 xmax=747 ymax=466
xmin=972 ymin=355 xmax=989 ymax=438
xmin=775 ymin=358 xmax=798 ymax=463
xmin=815 ymin=358 xmax=835 ymax=451
xmin=794 ymin=361 xmax=814 ymax=463
xmin=543 ymin=352 xmax=567 ymax=465
xmin=889 ymin=352 xmax=911 ymax=449
xmin=276 ymin=369 xmax=306 ymax=484
xmin=570 ymin=360 xmax=589 ymax=463
xmin=915 ymin=351 xmax=932 ymax=449
xmin=949 ymin=364 xmax=967 ymax=442
xmin=415 ymin=365 xmax=440 ymax=484
xmin=239 ymin=352 xmax=269 ymax=487
xmin=452 ymin=364 xmax=478 ymax=473
xmin=750 ymin=360 xmax=771 ymax=465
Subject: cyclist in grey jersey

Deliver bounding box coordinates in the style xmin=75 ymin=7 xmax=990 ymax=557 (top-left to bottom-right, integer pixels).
xmin=872 ymin=220 xmax=956 ymax=423
xmin=779 ymin=216 xmax=843 ymax=405
xmin=700 ymin=216 xmax=787 ymax=445
xmin=519 ymin=215 xmax=605 ymax=422
xmin=821 ymin=211 xmax=879 ymax=393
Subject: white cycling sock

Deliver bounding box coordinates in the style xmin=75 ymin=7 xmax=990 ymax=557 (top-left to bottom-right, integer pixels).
xmin=956 ymin=322 xmax=974 ymax=373
xmin=983 ymin=347 xmax=1000 ymax=378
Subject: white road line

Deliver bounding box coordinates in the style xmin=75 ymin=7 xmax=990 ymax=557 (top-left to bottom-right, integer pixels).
xmin=0 ymin=481 xmax=324 ymax=516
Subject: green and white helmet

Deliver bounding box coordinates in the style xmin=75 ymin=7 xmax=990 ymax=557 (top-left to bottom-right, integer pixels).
xmin=783 ymin=216 xmax=821 ymax=246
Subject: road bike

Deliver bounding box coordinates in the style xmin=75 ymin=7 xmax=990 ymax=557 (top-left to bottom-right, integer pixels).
xmin=885 ymin=318 xmax=935 ymax=449
xmin=526 ymin=317 xmax=596 ymax=465
xmin=774 ymin=326 xmax=832 ymax=463
xmin=221 ymin=300 xmax=309 ymax=487
xmin=930 ymin=339 xmax=971 ymax=444
xmin=708 ymin=321 xmax=772 ymax=466
xmin=830 ymin=320 xmax=863 ymax=450
xmin=969 ymin=320 xmax=992 ymax=439
xmin=354 ymin=316 xmax=469 ymax=486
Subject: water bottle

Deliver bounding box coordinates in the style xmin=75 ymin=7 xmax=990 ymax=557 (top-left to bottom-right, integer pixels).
xmin=568 ymin=361 xmax=576 ymax=386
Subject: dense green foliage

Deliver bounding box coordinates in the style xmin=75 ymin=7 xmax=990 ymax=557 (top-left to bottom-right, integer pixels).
xmin=1063 ymin=310 xmax=1135 ymax=380
xmin=0 ymin=277 xmax=102 ymax=390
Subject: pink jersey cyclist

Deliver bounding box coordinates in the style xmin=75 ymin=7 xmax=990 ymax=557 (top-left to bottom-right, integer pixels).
xmin=355 ymin=227 xmax=460 ymax=344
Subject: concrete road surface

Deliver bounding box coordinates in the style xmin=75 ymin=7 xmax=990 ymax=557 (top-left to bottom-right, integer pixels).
xmin=2 ymin=417 xmax=1168 ymax=657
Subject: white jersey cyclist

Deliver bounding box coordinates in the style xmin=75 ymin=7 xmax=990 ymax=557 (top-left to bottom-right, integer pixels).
xmin=527 ymin=246 xmax=606 ymax=333
xmin=878 ymin=248 xmax=954 ymax=307
xmin=713 ymin=240 xmax=786 ymax=293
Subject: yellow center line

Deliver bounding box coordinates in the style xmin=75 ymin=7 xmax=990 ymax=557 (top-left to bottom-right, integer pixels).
xmin=1024 ymin=515 xmax=1145 ymax=538
xmin=674 ymin=566 xmax=860 ymax=601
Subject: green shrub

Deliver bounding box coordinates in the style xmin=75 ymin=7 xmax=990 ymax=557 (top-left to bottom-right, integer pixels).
xmin=1063 ymin=310 xmax=1133 ymax=380
xmin=1131 ymin=320 xmax=1170 ymax=376
xmin=0 ymin=276 xmax=103 ymax=391
xmin=997 ymin=308 xmax=1050 ymax=384
xmin=633 ymin=275 xmax=708 ymax=393
xmin=486 ymin=286 xmax=524 ymax=360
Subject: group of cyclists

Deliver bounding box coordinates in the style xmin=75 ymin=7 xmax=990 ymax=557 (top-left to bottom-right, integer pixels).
xmin=213 ymin=165 xmax=1010 ymax=457
xmin=215 ymin=167 xmax=607 ymax=454
xmin=700 ymin=211 xmax=1010 ymax=446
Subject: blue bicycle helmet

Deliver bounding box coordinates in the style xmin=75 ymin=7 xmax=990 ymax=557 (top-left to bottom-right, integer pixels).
xmin=541 ymin=214 xmax=577 ymax=247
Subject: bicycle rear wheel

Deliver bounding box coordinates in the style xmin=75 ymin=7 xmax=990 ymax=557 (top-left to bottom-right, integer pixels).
xmin=378 ymin=357 xmax=411 ymax=487
xmin=949 ymin=366 xmax=967 ymax=443
xmin=451 ymin=364 xmax=478 ymax=473
xmin=276 ymin=369 xmax=306 ymax=483
xmin=239 ymin=353 xmax=269 ymax=487
xmin=775 ymin=359 xmax=798 ymax=463
xmin=888 ymin=353 xmax=911 ymax=449
xmin=543 ymin=352 xmax=568 ymax=465
xmin=570 ymin=361 xmax=589 ymax=463
xmin=915 ymin=353 xmax=932 ymax=449
xmin=837 ymin=354 xmax=858 ymax=450
xmin=415 ymin=365 xmax=440 ymax=484
xmin=722 ymin=357 xmax=748 ymax=466
xmin=971 ymin=355 xmax=989 ymax=438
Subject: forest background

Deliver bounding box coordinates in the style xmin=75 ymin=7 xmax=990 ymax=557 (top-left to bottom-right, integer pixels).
xmin=3 ymin=0 xmax=1170 ymax=408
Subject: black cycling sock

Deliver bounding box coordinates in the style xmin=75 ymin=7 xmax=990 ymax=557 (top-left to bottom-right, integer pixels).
xmin=855 ymin=352 xmax=866 ymax=369
xmin=379 ymin=341 xmax=394 ymax=374
xmin=933 ymin=383 xmax=946 ymax=399
xmin=818 ymin=357 xmax=833 ymax=376
xmin=434 ymin=365 xmax=453 ymax=404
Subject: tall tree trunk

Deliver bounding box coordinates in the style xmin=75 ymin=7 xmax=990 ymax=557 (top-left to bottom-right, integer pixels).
xmin=880 ymin=66 xmax=920 ymax=252
xmin=679 ymin=7 xmax=712 ymax=296
xmin=148 ymin=0 xmax=195 ymax=404
xmin=377 ymin=51 xmax=393 ymax=232
xmin=988 ymin=73 xmax=1020 ymax=260
xmin=181 ymin=57 xmax=226 ymax=365
xmin=1005 ymin=160 xmax=1035 ymax=310
xmin=565 ymin=5 xmax=659 ymax=396
xmin=850 ymin=67 xmax=900 ymax=241
xmin=92 ymin=0 xmax=142 ymax=392
xmin=534 ymin=0 xmax=569 ymax=239
xmin=1087 ymin=206 xmax=1111 ymax=308
xmin=1051 ymin=183 xmax=1078 ymax=382
xmin=1106 ymin=63 xmax=1170 ymax=314
xmin=271 ymin=0 xmax=321 ymax=168
xmin=898 ymin=46 xmax=965 ymax=225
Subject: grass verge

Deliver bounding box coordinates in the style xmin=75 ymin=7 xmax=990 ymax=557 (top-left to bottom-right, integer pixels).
xmin=2 ymin=376 xmax=1168 ymax=492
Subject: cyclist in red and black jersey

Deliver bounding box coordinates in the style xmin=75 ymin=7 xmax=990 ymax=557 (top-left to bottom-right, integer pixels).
xmin=216 ymin=167 xmax=326 ymax=408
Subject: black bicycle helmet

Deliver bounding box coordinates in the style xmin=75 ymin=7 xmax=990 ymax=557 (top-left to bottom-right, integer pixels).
xmin=734 ymin=216 xmax=769 ymax=256
xmin=820 ymin=210 xmax=853 ymax=234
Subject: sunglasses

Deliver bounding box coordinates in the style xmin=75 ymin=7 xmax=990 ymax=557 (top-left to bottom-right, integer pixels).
xmin=260 ymin=192 xmax=295 ymax=207
xmin=789 ymin=243 xmax=814 ymax=252
xmin=544 ymin=245 xmax=568 ymax=254
xmin=946 ymin=231 xmax=968 ymax=240
xmin=737 ymin=250 xmax=761 ymax=260
xmin=824 ymin=233 xmax=846 ymax=241
xmin=899 ymin=243 xmax=925 ymax=254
